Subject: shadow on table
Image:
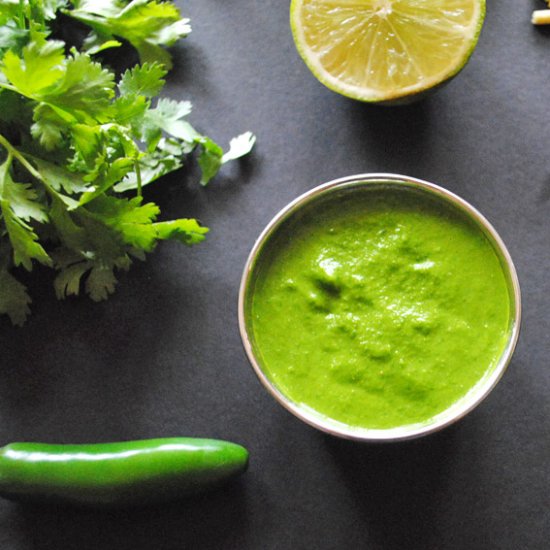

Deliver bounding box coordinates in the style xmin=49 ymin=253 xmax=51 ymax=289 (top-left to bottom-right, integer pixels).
xmin=537 ymin=174 xmax=550 ymax=204
xmin=0 ymin=148 xmax=258 ymax=431
xmin=7 ymin=478 xmax=249 ymax=550
xmin=344 ymin=98 xmax=433 ymax=165
xmin=324 ymin=426 xmax=457 ymax=550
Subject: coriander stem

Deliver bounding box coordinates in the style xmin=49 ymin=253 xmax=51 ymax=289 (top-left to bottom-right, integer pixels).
xmin=18 ymin=0 xmax=26 ymax=29
xmin=0 ymin=82 xmax=18 ymax=93
xmin=4 ymin=151 xmax=13 ymax=170
xmin=34 ymin=0 xmax=45 ymax=27
xmin=0 ymin=134 xmax=44 ymax=183
xmin=134 ymin=159 xmax=143 ymax=197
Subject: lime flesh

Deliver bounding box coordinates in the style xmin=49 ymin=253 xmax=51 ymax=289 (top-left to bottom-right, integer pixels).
xmin=290 ymin=0 xmax=486 ymax=103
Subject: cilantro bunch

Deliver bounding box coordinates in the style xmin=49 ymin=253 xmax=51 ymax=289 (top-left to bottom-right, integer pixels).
xmin=0 ymin=0 xmax=255 ymax=325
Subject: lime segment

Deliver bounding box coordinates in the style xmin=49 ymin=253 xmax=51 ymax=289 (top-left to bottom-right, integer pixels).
xmin=290 ymin=0 xmax=486 ymax=103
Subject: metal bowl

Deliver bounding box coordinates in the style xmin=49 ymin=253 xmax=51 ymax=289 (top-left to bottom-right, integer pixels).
xmin=238 ymin=174 xmax=521 ymax=442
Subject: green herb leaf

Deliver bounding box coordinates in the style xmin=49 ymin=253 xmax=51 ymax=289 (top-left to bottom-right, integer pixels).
xmin=85 ymin=194 xmax=160 ymax=251
xmin=154 ymin=218 xmax=208 ymax=245
xmin=2 ymin=39 xmax=66 ymax=98
xmin=141 ymin=98 xmax=196 ymax=145
xmin=31 ymin=157 xmax=91 ymax=195
xmin=0 ymin=0 xmax=254 ymax=324
xmin=1 ymin=201 xmax=51 ymax=270
xmin=114 ymin=138 xmax=184 ymax=192
xmin=66 ymin=0 xmax=191 ymax=69
xmin=46 ymin=52 xmax=115 ymax=118
xmin=0 ymin=21 xmax=29 ymax=57
xmin=222 ymin=132 xmax=257 ymax=163
xmin=119 ymin=62 xmax=167 ymax=98
xmin=0 ymin=265 xmax=32 ymax=325
xmin=197 ymin=136 xmax=223 ymax=185
xmin=85 ymin=263 xmax=119 ymax=300
xmin=31 ymin=103 xmax=70 ymax=150
xmin=0 ymin=158 xmax=51 ymax=270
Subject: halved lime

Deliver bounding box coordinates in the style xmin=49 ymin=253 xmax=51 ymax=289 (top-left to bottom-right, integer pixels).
xmin=290 ymin=0 xmax=486 ymax=103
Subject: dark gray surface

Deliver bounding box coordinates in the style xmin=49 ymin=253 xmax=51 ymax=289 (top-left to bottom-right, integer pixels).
xmin=1 ymin=0 xmax=549 ymax=548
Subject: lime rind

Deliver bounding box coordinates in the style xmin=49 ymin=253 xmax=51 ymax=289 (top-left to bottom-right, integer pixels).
xmin=290 ymin=0 xmax=486 ymax=103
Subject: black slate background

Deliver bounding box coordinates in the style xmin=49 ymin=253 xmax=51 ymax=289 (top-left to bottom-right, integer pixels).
xmin=0 ymin=0 xmax=549 ymax=548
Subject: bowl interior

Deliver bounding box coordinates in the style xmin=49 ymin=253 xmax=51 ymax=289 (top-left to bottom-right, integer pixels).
xmin=239 ymin=175 xmax=521 ymax=442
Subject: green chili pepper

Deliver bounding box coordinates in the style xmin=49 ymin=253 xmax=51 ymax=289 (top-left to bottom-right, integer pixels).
xmin=0 ymin=438 xmax=249 ymax=507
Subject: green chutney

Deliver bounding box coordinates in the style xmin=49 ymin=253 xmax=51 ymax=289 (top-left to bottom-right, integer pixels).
xmin=248 ymin=187 xmax=511 ymax=430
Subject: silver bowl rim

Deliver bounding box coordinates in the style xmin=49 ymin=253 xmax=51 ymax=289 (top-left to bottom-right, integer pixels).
xmin=237 ymin=173 xmax=522 ymax=442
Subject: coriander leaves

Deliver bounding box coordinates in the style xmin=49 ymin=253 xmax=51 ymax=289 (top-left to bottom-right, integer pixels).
xmin=0 ymin=0 xmax=255 ymax=325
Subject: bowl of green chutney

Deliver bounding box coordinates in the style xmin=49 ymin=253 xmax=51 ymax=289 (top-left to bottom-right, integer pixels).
xmin=238 ymin=174 xmax=521 ymax=442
